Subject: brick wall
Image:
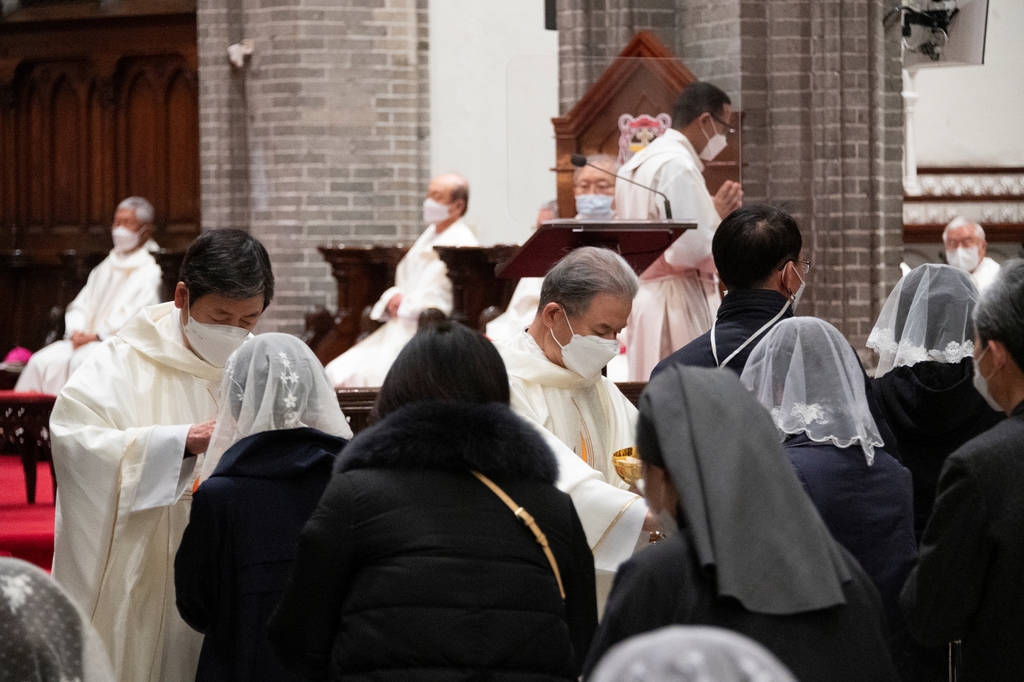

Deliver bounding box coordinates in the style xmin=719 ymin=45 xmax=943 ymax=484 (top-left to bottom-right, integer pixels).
xmin=557 ymin=0 xmax=904 ymax=351
xmin=197 ymin=0 xmax=429 ymax=334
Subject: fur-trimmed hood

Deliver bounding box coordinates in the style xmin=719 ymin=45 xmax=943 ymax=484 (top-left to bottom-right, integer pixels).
xmin=336 ymin=401 xmax=558 ymax=484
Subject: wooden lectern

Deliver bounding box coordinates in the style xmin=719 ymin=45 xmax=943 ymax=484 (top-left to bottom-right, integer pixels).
xmin=497 ymin=219 xmax=696 ymax=280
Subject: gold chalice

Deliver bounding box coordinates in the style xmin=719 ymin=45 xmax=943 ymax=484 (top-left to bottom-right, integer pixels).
xmin=612 ymin=447 xmax=643 ymax=486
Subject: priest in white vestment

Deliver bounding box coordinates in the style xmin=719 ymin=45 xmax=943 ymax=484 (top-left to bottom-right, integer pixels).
xmin=327 ymin=173 xmax=478 ymax=387
xmin=616 ymin=82 xmax=744 ymax=381
xmin=943 ymin=216 xmax=1001 ymax=293
xmin=16 ymin=197 xmax=162 ymax=394
xmin=496 ymin=246 xmax=651 ymax=571
xmin=49 ymin=229 xmax=276 ymax=682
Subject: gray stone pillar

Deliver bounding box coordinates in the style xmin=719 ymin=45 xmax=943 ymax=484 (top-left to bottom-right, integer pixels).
xmin=197 ymin=0 xmax=430 ymax=334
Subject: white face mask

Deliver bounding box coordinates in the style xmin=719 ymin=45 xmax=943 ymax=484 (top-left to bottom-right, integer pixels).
xmin=550 ymin=309 xmax=620 ymax=381
xmin=698 ymin=119 xmax=728 ymax=162
xmin=946 ymin=246 xmax=980 ymax=273
xmin=972 ymin=346 xmax=1003 ymax=412
xmin=112 ymin=226 xmax=140 ymax=254
xmin=423 ymin=197 xmax=452 ymax=225
xmin=575 ymin=193 xmax=614 ymax=219
xmin=181 ymin=300 xmax=251 ymax=368
xmin=789 ymin=266 xmax=806 ymax=313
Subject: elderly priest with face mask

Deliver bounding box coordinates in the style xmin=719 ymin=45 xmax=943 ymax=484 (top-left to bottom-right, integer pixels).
xmin=495 ymin=246 xmax=650 ymax=573
xmin=16 ymin=196 xmax=162 ymax=394
xmin=49 ymin=229 xmax=275 ymax=682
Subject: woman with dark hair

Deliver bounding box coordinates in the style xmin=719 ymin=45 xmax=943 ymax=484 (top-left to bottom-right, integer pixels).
xmin=268 ymin=321 xmax=597 ymax=682
xmin=867 ymin=264 xmax=1004 ymax=542
xmin=584 ymin=366 xmax=899 ymax=682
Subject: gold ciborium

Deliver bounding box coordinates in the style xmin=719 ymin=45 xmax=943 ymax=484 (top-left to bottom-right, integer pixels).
xmin=612 ymin=447 xmax=643 ymax=486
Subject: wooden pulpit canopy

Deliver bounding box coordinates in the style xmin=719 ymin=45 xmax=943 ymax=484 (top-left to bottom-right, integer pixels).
xmin=552 ymin=30 xmax=742 ymax=218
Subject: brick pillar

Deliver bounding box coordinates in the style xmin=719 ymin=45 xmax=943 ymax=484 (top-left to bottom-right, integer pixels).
xmin=557 ymin=0 xmax=903 ymax=352
xmin=197 ymin=0 xmax=429 ymax=334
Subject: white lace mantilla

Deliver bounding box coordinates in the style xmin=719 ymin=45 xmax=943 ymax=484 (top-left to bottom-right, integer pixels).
xmin=867 ymin=327 xmax=975 ymax=369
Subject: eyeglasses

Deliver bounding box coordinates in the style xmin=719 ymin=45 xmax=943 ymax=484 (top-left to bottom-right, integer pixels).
xmin=778 ymin=259 xmax=812 ymax=274
xmin=712 ymin=116 xmax=735 ymax=135
xmin=574 ymin=181 xmax=614 ymax=194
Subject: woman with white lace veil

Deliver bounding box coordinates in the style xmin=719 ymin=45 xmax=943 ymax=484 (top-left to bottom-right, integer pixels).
xmin=175 ymin=333 xmax=352 ymax=682
xmin=0 ymin=556 xmax=114 ymax=682
xmin=741 ymin=317 xmax=916 ymax=628
xmin=867 ymin=263 xmax=1004 ymax=542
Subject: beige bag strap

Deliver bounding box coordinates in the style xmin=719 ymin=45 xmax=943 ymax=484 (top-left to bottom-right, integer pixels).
xmin=471 ymin=471 xmax=566 ymax=600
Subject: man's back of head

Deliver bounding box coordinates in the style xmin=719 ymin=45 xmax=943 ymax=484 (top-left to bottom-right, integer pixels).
xmin=712 ymin=205 xmax=803 ymax=291
xmin=673 ymin=82 xmax=731 ymax=130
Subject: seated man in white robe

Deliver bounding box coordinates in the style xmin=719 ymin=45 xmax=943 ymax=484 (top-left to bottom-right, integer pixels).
xmin=616 ymin=81 xmax=744 ymax=381
xmin=15 ymin=196 xmax=162 ymax=394
xmin=49 ymin=229 xmax=275 ymax=682
xmin=327 ymin=173 xmax=478 ymax=387
xmin=943 ymin=216 xmax=1001 ymax=292
xmin=496 ymin=246 xmax=651 ymax=571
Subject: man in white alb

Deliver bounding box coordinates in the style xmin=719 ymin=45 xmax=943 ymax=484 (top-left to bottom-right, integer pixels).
xmin=496 ymin=246 xmax=650 ymax=572
xmin=616 ymin=81 xmax=744 ymax=381
xmin=49 ymin=229 xmax=275 ymax=682
xmin=326 ymin=173 xmax=478 ymax=387
xmin=943 ymin=216 xmax=1001 ymax=293
xmin=15 ymin=197 xmax=162 ymax=394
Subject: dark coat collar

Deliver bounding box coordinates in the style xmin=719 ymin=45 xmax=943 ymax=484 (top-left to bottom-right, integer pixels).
xmin=212 ymin=427 xmax=346 ymax=479
xmin=336 ymin=401 xmax=558 ymax=484
xmin=717 ymin=288 xmax=791 ymax=322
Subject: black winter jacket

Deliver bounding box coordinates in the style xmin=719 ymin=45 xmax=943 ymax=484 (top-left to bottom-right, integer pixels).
xmin=267 ymin=401 xmax=598 ymax=682
xmin=175 ymin=427 xmax=347 ymax=682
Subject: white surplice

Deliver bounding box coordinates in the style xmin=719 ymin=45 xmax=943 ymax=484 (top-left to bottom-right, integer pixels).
xmin=970 ymin=256 xmax=1001 ymax=293
xmin=485 ymin=277 xmax=542 ymax=343
xmin=50 ymin=301 xmax=223 ymax=682
xmin=616 ymin=129 xmax=722 ymax=381
xmin=16 ymin=242 xmax=162 ymax=394
xmin=496 ymin=331 xmax=646 ymax=571
xmin=325 ymin=219 xmax=478 ymax=387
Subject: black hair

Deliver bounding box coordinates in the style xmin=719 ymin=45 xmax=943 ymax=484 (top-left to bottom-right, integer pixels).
xmin=712 ymin=205 xmax=803 ymax=289
xmin=179 ymin=229 xmax=275 ymax=309
xmin=635 ymin=412 xmax=664 ymax=468
xmin=449 ymin=180 xmax=469 ymax=216
xmin=374 ymin=321 xmax=510 ymax=420
xmin=975 ymin=259 xmax=1024 ymax=371
xmin=672 ymin=81 xmax=731 ymax=129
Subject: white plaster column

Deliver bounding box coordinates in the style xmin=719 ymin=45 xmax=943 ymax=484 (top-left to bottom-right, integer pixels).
xmin=903 ymin=67 xmax=923 ymax=196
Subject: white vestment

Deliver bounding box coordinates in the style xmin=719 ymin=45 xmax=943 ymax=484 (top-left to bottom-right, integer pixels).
xmin=485 ymin=277 xmax=542 ymax=343
xmin=497 ymin=331 xmax=646 ymax=571
xmin=616 ymin=129 xmax=722 ymax=381
xmin=970 ymin=256 xmax=1001 ymax=293
xmin=326 ymin=219 xmax=478 ymax=387
xmin=50 ymin=302 xmax=223 ymax=682
xmin=16 ymin=243 xmax=162 ymax=394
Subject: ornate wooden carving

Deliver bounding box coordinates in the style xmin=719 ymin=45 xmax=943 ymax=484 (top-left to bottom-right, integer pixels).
xmin=311 ymin=246 xmax=409 ymax=366
xmin=552 ymin=31 xmax=742 ymax=218
xmin=433 ymin=245 xmax=520 ymax=332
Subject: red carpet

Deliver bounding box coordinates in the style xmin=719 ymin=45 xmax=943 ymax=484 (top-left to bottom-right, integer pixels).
xmin=0 ymin=454 xmax=55 ymax=570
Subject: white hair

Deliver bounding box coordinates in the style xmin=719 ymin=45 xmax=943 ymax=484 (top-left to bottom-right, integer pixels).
xmin=539 ymin=246 xmax=639 ymax=317
xmin=942 ymin=216 xmax=985 ymax=243
xmin=573 ymin=154 xmax=620 ymax=185
xmin=116 ymin=196 xmax=154 ymax=225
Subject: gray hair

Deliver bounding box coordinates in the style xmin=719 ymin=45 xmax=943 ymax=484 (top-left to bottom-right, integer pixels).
xmin=180 ymin=229 xmax=275 ymax=309
xmin=974 ymin=258 xmax=1024 ymax=370
xmin=538 ymin=246 xmax=639 ymax=317
xmin=116 ymin=196 xmax=154 ymax=225
xmin=943 ymin=216 xmax=985 ymax=243
xmin=573 ymin=154 xmax=619 ymax=185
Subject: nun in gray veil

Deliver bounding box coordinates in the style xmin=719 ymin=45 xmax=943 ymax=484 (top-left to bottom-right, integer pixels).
xmin=583 ymin=366 xmax=898 ymax=682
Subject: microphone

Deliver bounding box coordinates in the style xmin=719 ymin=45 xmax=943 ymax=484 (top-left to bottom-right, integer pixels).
xmin=570 ymin=153 xmax=673 ymax=219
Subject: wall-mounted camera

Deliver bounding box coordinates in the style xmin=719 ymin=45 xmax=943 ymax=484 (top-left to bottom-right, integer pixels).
xmin=885 ymin=0 xmax=989 ymax=69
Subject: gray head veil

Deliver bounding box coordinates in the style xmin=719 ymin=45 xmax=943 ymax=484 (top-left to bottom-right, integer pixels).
xmin=588 ymin=625 xmax=798 ymax=682
xmin=0 ymin=557 xmax=114 ymax=681
xmin=638 ymin=366 xmax=849 ymax=615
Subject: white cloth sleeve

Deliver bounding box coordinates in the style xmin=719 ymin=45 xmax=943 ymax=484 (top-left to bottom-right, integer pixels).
xmin=660 ymin=165 xmax=719 ymax=270
xmin=369 ymin=286 xmax=402 ymax=321
xmin=592 ymin=496 xmax=647 ymax=571
xmin=131 ymin=424 xmax=197 ymax=512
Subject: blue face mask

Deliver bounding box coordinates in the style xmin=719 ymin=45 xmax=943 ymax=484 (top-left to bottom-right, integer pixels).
xmin=575 ymin=194 xmax=614 ymax=219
